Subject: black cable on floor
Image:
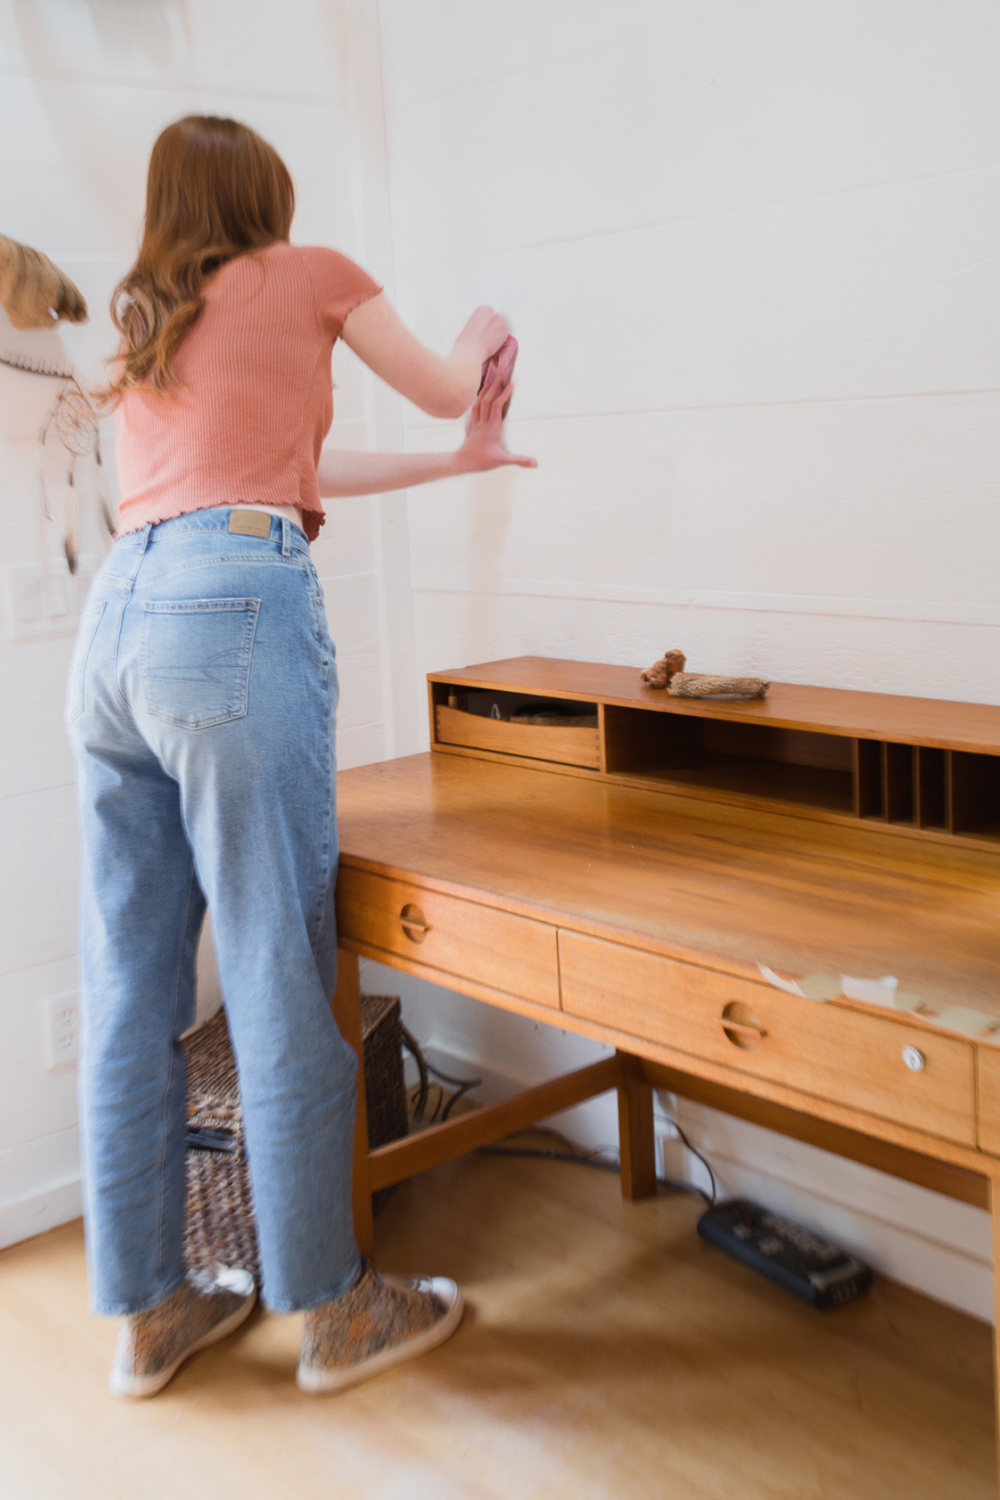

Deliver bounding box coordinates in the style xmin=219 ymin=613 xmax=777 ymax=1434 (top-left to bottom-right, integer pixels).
xmin=400 ymin=1026 xmax=718 ymax=1205
xmin=478 ymin=1124 xmax=716 ymax=1207
xmin=400 ymin=1022 xmax=431 ymax=1121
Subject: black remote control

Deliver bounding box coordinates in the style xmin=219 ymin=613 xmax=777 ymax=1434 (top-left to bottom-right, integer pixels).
xmin=697 ymin=1199 xmax=873 ymax=1309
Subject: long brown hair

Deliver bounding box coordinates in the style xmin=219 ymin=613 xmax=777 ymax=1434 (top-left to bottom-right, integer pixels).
xmin=99 ymin=115 xmax=294 ymax=402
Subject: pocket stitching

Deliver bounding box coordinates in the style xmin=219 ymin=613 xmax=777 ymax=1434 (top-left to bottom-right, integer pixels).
xmin=141 ymin=598 xmax=260 ymax=729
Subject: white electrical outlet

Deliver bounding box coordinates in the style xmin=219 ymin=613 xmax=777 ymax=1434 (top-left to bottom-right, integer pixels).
xmin=44 ymin=992 xmax=79 ymax=1070
xmin=5 ymin=558 xmax=96 ymax=643
xmin=654 ymin=1117 xmax=684 ymax=1181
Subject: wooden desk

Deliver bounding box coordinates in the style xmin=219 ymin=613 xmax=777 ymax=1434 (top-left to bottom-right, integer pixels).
xmin=332 ymin=658 xmax=1000 ymax=1484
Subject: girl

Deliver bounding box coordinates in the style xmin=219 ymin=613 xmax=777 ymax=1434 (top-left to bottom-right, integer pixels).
xmin=68 ymin=113 xmax=535 ymax=1399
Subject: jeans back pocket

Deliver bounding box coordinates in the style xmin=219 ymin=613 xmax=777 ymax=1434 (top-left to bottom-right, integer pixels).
xmin=141 ymin=598 xmax=260 ymax=729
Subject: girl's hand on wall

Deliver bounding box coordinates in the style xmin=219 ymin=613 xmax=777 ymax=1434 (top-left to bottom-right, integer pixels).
xmin=444 ymin=305 xmax=511 ymax=412
xmin=453 ymin=305 xmax=510 ymax=364
xmin=457 ymin=376 xmax=538 ymax=473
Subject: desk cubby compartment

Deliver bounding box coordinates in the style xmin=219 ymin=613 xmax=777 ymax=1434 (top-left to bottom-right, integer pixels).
xmin=915 ymin=746 xmax=948 ymax=831
xmin=603 ymin=706 xmax=855 ymax=813
xmin=856 ymin=741 xmax=949 ymax=830
xmin=431 ymin=685 xmax=601 ymax=770
xmin=949 ymin=751 xmax=1000 ymax=841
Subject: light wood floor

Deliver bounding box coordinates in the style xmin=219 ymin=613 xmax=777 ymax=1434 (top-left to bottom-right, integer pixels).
xmin=0 ymin=1154 xmax=995 ymax=1500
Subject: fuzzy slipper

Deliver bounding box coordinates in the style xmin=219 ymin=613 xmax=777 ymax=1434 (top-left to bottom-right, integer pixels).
xmin=297 ymin=1260 xmax=463 ymax=1395
xmin=109 ymin=1267 xmax=256 ymax=1399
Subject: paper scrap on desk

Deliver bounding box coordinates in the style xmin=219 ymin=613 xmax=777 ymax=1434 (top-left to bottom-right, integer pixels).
xmin=758 ymin=965 xmax=806 ymax=997
xmin=799 ymin=974 xmax=842 ymax=1002
xmin=759 ymin=966 xmax=900 ymax=1007
xmin=756 ymin=966 xmax=1000 ymax=1036
xmin=757 ymin=968 xmax=841 ymax=1002
xmin=840 ymin=974 xmax=898 ymax=1006
xmin=923 ymin=1007 xmax=1000 ymax=1038
xmin=893 ymin=992 xmax=925 ymax=1013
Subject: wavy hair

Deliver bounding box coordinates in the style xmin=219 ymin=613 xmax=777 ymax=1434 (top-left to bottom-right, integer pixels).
xmin=98 ymin=115 xmax=294 ymax=402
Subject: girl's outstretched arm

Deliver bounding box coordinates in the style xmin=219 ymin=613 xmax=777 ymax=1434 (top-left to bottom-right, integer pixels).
xmin=339 ymin=295 xmax=510 ymax=419
xmin=316 ymin=376 xmax=536 ymax=498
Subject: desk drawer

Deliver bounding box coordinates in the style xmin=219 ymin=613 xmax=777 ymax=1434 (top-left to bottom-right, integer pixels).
xmin=435 ymin=704 xmax=601 ymax=770
xmin=559 ymin=932 xmax=976 ymax=1146
xmin=338 ymin=870 xmax=560 ymax=1009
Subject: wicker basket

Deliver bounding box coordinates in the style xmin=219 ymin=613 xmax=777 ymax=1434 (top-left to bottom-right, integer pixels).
xmin=183 ymin=994 xmax=407 ymax=1279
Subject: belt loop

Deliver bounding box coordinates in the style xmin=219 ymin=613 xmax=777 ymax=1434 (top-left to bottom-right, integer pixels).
xmin=281 ymin=516 xmax=291 ymax=557
xmin=127 ymin=523 xmax=153 ymax=582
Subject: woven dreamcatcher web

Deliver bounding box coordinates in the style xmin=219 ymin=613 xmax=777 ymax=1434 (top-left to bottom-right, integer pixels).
xmin=1 ymin=349 xmax=117 ymax=574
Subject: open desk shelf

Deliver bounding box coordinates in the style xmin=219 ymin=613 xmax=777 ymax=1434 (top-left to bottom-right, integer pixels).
xmin=428 ymin=658 xmax=1000 ymax=847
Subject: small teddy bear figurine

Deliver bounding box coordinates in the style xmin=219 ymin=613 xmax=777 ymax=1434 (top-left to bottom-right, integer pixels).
xmin=641 ymin=648 xmax=686 ymax=689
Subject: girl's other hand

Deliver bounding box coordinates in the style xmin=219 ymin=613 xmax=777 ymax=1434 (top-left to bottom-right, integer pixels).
xmin=457 ymin=376 xmax=538 ymax=473
xmin=453 ymin=305 xmax=510 ymax=363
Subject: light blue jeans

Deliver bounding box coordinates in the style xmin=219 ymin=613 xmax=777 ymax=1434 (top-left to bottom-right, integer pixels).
xmin=66 ymin=507 xmax=362 ymax=1315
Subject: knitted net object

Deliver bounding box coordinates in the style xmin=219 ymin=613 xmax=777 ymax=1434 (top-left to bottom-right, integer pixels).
xmin=668 ymin=673 xmax=770 ymax=700
xmin=641 ymin=648 xmax=686 ymax=689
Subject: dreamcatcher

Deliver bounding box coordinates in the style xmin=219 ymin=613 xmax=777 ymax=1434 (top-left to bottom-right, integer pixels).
xmin=0 ymin=348 xmax=117 ymax=573
xmin=0 ymin=236 xmax=116 ymax=578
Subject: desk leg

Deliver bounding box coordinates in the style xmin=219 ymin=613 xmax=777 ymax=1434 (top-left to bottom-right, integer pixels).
xmin=992 ymin=1175 xmax=1000 ymax=1496
xmin=616 ymin=1050 xmax=657 ymax=1200
xmin=330 ymin=948 xmax=375 ymax=1261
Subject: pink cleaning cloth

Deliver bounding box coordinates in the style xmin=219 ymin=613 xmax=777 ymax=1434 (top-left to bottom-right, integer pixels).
xmin=479 ymin=334 xmax=518 ymax=419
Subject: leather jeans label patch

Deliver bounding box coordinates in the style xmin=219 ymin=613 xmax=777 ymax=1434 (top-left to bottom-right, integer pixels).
xmin=228 ymin=509 xmax=271 ymax=537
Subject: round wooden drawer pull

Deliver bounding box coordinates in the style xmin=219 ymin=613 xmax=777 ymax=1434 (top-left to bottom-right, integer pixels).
xmin=399 ymin=904 xmax=432 ymax=943
xmin=718 ymin=1002 xmax=767 ymax=1050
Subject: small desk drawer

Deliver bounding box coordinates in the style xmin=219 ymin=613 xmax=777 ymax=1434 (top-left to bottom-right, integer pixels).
xmin=338 ymin=869 xmax=560 ymax=1009
xmin=559 ymin=932 xmax=976 ymax=1146
xmin=435 ymin=705 xmax=601 ymax=770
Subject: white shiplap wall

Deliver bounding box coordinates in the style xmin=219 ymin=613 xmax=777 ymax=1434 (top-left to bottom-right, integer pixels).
xmin=369 ymin=0 xmax=1000 ymax=1319
xmin=0 ymin=0 xmax=412 ymax=1248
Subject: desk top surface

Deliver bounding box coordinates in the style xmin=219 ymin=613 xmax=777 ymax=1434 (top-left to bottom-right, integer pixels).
xmin=337 ymin=753 xmax=1000 ymax=1016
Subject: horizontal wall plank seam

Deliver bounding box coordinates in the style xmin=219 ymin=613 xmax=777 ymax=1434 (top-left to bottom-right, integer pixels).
xmin=384 ymin=36 xmax=642 ymax=110
xmin=0 ymin=65 xmax=347 ymax=109
xmin=0 ymin=782 xmax=76 ymax=806
xmin=404 ymin=388 xmax=1000 ymax=430
xmin=0 ymin=955 xmax=76 ymax=982
xmin=396 ymin=160 xmax=1000 ymax=265
xmin=410 ymin=577 xmax=1000 ymax=626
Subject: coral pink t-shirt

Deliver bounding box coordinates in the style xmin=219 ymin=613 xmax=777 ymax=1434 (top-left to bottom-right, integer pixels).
xmin=114 ymin=242 xmax=383 ymax=543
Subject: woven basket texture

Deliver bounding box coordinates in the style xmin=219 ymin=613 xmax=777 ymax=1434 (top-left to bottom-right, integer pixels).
xmin=183 ymin=995 xmax=407 ymax=1279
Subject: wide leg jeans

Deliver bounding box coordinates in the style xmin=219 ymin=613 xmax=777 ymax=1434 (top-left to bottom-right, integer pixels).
xmin=66 ymin=507 xmax=361 ymax=1314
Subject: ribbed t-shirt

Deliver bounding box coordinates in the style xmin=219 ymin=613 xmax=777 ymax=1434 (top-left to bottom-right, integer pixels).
xmin=114 ymin=242 xmax=383 ymax=543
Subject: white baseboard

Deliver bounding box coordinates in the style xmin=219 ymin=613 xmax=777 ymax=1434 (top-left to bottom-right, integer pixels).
xmin=0 ymin=1176 xmax=82 ymax=1252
